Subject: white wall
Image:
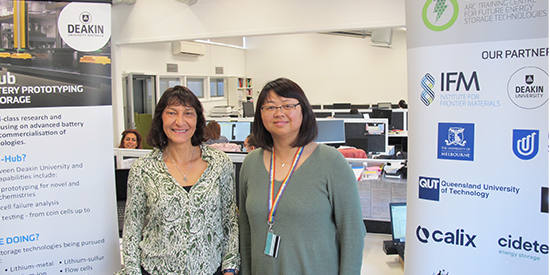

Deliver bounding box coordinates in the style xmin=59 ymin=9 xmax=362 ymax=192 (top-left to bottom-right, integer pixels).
xmin=245 ymin=29 xmax=408 ymax=106
xmin=115 ymin=41 xmax=246 ymax=132
xmin=111 ymin=0 xmax=407 ymax=145
xmin=119 ymin=42 xmax=246 ymax=77
xmin=111 ymin=0 xmax=405 ymax=44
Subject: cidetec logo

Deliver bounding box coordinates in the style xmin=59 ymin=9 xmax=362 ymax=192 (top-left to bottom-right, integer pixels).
xmin=498 ymin=235 xmax=549 ymax=254
xmin=419 ymin=176 xmax=440 ymax=201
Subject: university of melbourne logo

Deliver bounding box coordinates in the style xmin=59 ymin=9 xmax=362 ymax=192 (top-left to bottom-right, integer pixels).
xmin=438 ymin=123 xmax=475 ymax=161
xmin=512 ymin=129 xmax=539 ymax=160
xmin=421 ymin=73 xmax=436 ymax=106
xmin=422 ymin=0 xmax=459 ymax=31
xmin=419 ymin=176 xmax=440 ymax=201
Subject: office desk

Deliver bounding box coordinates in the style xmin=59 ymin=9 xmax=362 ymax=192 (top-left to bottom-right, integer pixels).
xmin=362 ymin=233 xmax=404 ymax=274
xmin=388 ymin=130 xmax=408 ymax=137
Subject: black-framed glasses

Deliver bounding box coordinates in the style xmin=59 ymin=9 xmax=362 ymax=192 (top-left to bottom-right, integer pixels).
xmin=261 ymin=103 xmax=300 ymax=115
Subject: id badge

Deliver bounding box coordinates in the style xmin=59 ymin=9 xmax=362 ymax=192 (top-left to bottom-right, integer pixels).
xmin=264 ymin=231 xmax=281 ymax=258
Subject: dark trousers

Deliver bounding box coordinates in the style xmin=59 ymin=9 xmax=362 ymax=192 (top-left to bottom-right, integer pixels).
xmin=141 ymin=265 xmax=222 ymax=275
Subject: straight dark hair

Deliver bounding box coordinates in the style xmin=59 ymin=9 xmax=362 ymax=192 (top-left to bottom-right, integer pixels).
xmin=147 ymin=86 xmax=206 ymax=150
xmin=253 ymin=78 xmax=318 ymax=150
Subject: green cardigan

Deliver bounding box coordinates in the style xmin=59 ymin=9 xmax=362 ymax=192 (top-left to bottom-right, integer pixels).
xmin=239 ymin=144 xmax=366 ymax=275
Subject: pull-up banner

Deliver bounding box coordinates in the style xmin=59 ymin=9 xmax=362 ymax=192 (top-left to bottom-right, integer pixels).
xmin=406 ymin=0 xmax=548 ymax=274
xmin=0 ymin=1 xmax=120 ymax=274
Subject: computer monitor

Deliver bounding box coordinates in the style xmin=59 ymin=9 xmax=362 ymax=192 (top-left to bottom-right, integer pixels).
xmin=115 ymin=169 xmax=130 ymax=201
xmin=115 ymin=168 xmax=130 ymax=237
xmin=369 ymin=109 xmax=392 ymax=127
xmin=345 ymin=138 xmax=369 ymax=152
xmin=334 ymin=113 xmax=364 ymax=118
xmin=351 ymin=104 xmax=370 ymax=109
xmin=390 ymin=202 xmax=407 ymax=261
xmin=218 ymin=121 xmax=252 ymax=142
xmin=242 ymin=101 xmax=255 ymax=118
xmin=390 ymin=111 xmax=405 ymax=130
xmin=315 ymin=119 xmax=346 ymax=144
xmin=390 ymin=202 xmax=407 ymax=242
xmin=314 ymin=112 xmax=333 ymax=118
xmin=377 ymin=102 xmax=392 ymax=109
xmin=344 ymin=122 xmax=387 ymax=154
xmin=333 ymin=103 xmax=352 ymax=109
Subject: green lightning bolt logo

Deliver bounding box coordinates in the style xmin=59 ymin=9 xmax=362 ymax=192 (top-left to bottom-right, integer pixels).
xmin=433 ymin=0 xmax=448 ymax=23
xmin=422 ymin=0 xmax=459 ymax=31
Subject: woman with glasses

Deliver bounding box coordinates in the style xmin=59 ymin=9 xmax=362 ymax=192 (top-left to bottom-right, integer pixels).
xmin=238 ymin=78 xmax=366 ymax=275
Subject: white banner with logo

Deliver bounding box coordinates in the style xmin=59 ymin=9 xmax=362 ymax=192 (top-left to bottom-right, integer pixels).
xmin=406 ymin=0 xmax=548 ymax=274
xmin=0 ymin=1 xmax=120 ymax=274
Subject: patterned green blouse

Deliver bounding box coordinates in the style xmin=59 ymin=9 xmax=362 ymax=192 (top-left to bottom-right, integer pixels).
xmin=116 ymin=145 xmax=240 ymax=275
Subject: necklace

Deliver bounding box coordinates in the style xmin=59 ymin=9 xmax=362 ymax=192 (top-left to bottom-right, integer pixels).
xmin=275 ymin=158 xmax=287 ymax=167
xmin=168 ymin=147 xmax=195 ymax=182
xmin=274 ymin=148 xmax=299 ymax=168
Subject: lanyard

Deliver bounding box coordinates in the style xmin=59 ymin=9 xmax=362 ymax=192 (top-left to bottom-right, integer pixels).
xmin=268 ymin=147 xmax=304 ymax=227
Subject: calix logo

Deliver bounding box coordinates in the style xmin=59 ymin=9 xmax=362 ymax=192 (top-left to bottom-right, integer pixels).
xmin=512 ymin=129 xmax=539 ymax=160
xmin=416 ymin=225 xmax=477 ymax=248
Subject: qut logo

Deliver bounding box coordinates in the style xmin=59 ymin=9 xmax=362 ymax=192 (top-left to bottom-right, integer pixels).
xmin=419 ymin=176 xmax=440 ymax=201
xmin=0 ymin=72 xmax=16 ymax=84
xmin=513 ymin=129 xmax=539 ymax=160
xmin=416 ymin=225 xmax=477 ymax=248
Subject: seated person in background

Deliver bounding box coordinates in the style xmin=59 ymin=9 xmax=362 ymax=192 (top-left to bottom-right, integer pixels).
xmin=118 ymin=129 xmax=143 ymax=168
xmin=350 ymin=108 xmax=360 ymax=115
xmin=204 ymin=121 xmax=229 ymax=145
xmin=243 ymin=134 xmax=258 ymax=152
xmin=119 ymin=129 xmax=143 ymax=149
xmin=398 ymin=99 xmax=408 ymax=109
